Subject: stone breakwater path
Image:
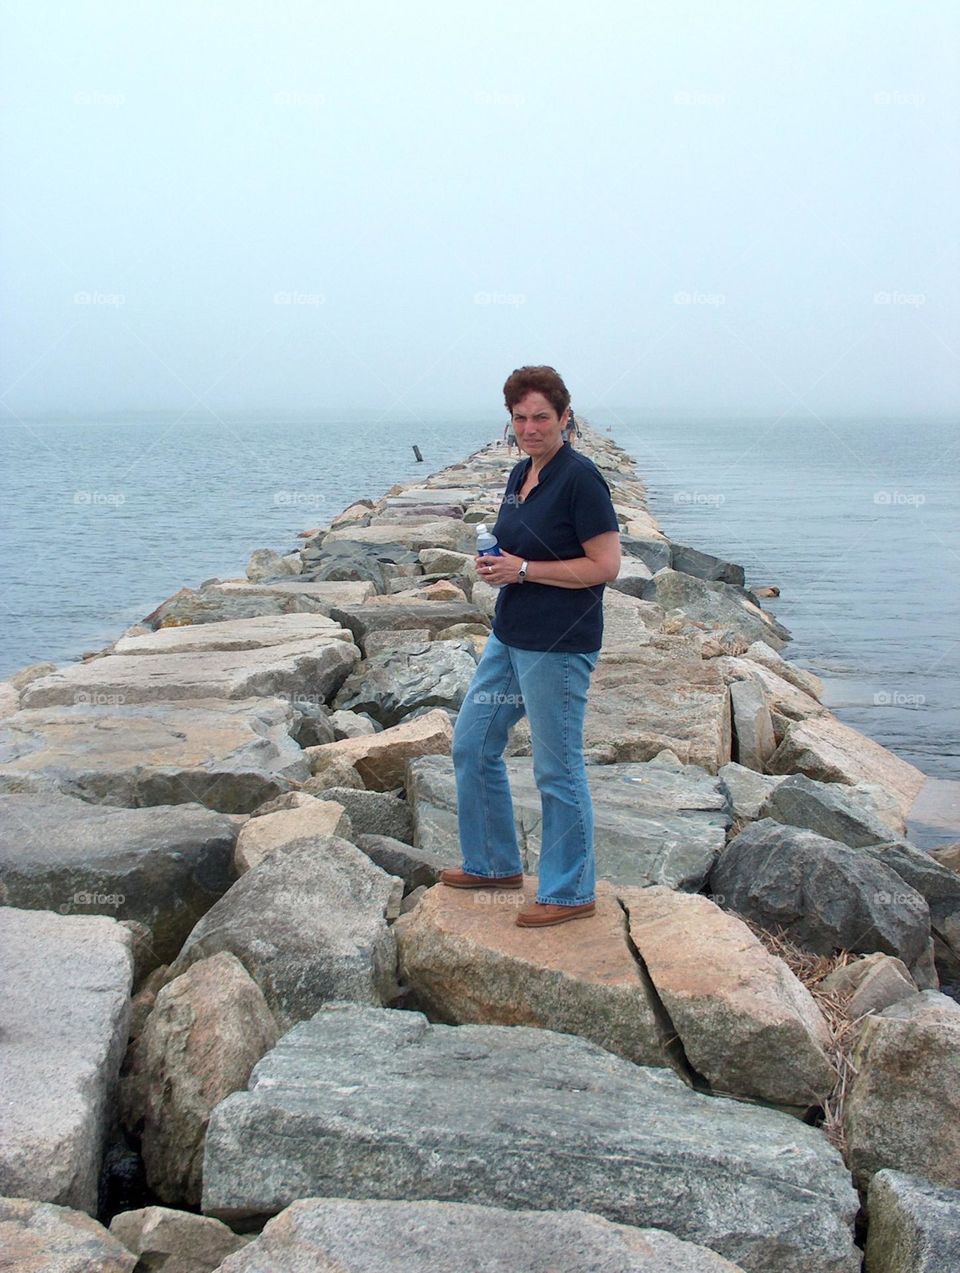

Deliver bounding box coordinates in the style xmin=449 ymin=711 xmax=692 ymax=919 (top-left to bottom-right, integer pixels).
xmin=1 ymin=421 xmax=959 ymax=1272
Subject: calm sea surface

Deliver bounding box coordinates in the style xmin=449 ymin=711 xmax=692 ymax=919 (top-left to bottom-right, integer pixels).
xmin=1 ymin=409 xmax=957 ymax=786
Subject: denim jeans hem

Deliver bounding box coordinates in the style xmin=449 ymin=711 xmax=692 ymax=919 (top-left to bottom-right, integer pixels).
xmin=461 ymin=866 xmax=522 ymax=879
xmin=535 ymin=894 xmax=596 ymax=907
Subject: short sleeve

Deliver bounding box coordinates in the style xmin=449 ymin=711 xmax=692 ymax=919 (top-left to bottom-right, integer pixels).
xmin=572 ymin=466 xmax=621 ymax=546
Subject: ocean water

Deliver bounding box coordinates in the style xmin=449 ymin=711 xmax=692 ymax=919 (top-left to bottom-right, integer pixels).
xmin=1 ymin=409 xmax=957 ymax=792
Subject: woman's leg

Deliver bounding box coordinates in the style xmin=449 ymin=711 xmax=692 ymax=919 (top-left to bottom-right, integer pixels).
xmin=452 ymin=632 xmax=527 ymax=877
xmin=512 ymin=647 xmax=600 ymax=905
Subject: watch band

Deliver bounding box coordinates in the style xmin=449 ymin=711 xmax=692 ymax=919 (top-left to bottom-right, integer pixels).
xmin=517 ymin=560 xmax=529 ymax=583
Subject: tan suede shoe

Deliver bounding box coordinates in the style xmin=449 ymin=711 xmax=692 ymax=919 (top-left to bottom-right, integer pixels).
xmin=438 ymin=867 xmax=524 ymax=890
xmin=515 ymin=900 xmax=596 ymax=926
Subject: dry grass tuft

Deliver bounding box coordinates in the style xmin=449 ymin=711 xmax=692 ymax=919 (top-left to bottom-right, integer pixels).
xmin=737 ymin=914 xmax=870 ymax=1160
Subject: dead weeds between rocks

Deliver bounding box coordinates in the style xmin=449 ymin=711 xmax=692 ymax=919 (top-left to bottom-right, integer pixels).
xmin=737 ymin=913 xmax=864 ymax=1161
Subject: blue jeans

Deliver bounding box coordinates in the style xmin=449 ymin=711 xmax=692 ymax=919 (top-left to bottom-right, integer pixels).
xmin=451 ymin=631 xmax=600 ymax=906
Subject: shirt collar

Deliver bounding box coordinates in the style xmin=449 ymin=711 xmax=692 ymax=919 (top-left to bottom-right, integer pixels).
xmin=518 ymin=440 xmax=570 ymax=486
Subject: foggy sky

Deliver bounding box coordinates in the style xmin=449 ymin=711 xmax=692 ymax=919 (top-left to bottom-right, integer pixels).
xmin=1 ymin=0 xmax=957 ymax=419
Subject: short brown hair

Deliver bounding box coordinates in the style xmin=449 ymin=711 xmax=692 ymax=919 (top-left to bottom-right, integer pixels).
xmin=503 ymin=365 xmax=571 ymax=419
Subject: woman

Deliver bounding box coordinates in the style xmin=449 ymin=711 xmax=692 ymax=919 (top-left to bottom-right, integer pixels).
xmin=440 ymin=366 xmax=621 ymax=927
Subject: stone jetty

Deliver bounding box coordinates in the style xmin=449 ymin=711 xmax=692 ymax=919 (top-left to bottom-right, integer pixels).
xmin=1 ymin=420 xmax=958 ymax=1272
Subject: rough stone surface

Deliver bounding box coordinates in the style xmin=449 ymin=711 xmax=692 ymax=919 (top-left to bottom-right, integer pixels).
xmin=865 ymin=1168 xmax=960 ymax=1273
xmin=844 ymin=990 xmax=960 ymax=1191
xmin=202 ymin=1002 xmax=861 ymax=1273
xmin=306 ymin=708 xmax=453 ymax=792
xmin=0 ymin=1196 xmax=136 ymax=1272
xmin=759 ymin=773 xmax=906 ymax=846
xmin=641 ymin=569 xmax=791 ymax=651
xmin=232 ymin=796 xmax=352 ymax=873
xmin=142 ymin=580 xmax=375 ymax=628
xmin=163 ymin=838 xmax=403 ymax=1029
xmin=19 ymin=635 xmax=359 ymax=709
xmin=0 ymin=698 xmax=310 ymax=813
xmin=395 ymin=879 xmax=663 ymax=1065
xmin=120 ymin=952 xmax=278 ymax=1206
xmin=109 ymin=1204 xmax=249 ymax=1272
xmin=553 ymin=640 xmax=732 ymax=771
xmin=333 ymin=639 xmax=477 ymax=727
xmin=407 ymin=751 xmax=729 ymax=891
xmin=709 ymin=819 xmax=932 ymax=970
xmin=857 ymin=838 xmax=960 ymax=983
xmin=619 ymin=885 xmax=837 ymax=1105
xmin=329 ymin=601 xmax=488 ymax=654
xmin=212 ymin=1197 xmax=749 ymax=1272
xmin=718 ymin=763 xmax=786 ymax=821
xmin=742 ymin=641 xmax=824 ymax=700
xmin=111 ymin=612 xmax=352 ymax=655
xmin=0 ymin=793 xmax=242 ymax=965
xmin=767 ymin=716 xmax=927 ymax=819
xmin=353 ymin=833 xmax=448 ymax=890
xmin=0 ymin=908 xmax=134 ymax=1213
xmin=729 ymin=678 xmax=776 ymax=771
xmin=315 ymin=787 xmax=414 ymax=842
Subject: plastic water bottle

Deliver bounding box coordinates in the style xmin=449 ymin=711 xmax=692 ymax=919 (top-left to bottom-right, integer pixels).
xmin=475 ymin=524 xmax=502 ymax=557
xmin=475 ymin=523 xmax=506 ymax=588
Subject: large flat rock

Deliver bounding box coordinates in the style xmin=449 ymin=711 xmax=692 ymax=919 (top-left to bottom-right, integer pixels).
xmin=0 ymin=793 xmax=242 ymax=964
xmin=0 ymin=908 xmax=134 ymax=1213
xmin=768 ymin=716 xmax=926 ymax=820
xmin=214 ymin=1197 xmax=748 ymax=1272
xmin=0 ymin=698 xmax=310 ymax=813
xmin=201 ymin=1003 xmax=861 ymax=1273
xmin=143 ymin=579 xmax=375 ymax=627
xmin=20 ymin=635 xmax=359 ymax=709
xmin=112 ymin=612 xmax=353 ymax=654
xmin=547 ymin=640 xmax=732 ymax=771
xmin=407 ymin=752 xmax=729 ymax=891
xmin=395 ymin=879 xmax=663 ymax=1066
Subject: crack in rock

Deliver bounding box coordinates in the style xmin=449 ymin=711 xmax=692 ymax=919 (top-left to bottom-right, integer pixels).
xmin=615 ymin=894 xmax=713 ymax=1093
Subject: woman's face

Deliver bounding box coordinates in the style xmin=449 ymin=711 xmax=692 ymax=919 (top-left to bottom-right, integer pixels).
xmin=510 ymin=391 xmax=568 ymax=460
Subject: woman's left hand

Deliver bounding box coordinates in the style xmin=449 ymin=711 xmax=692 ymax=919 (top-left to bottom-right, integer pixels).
xmin=475 ymin=551 xmax=525 ymax=586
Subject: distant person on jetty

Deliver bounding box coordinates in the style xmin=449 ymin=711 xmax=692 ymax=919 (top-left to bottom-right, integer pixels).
xmin=502 ymin=418 xmax=518 ymax=455
xmin=561 ymin=409 xmax=581 ymax=446
xmin=440 ymin=365 xmax=621 ymax=926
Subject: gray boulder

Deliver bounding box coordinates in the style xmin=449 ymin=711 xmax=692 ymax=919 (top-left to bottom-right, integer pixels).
xmin=759 ymin=773 xmax=904 ymax=847
xmin=0 ymin=698 xmax=310 ymax=814
xmin=316 ymin=787 xmax=414 ymax=842
xmin=0 ymin=793 xmax=241 ymax=965
xmin=213 ymin=1197 xmax=749 ymax=1272
xmin=328 ymin=601 xmax=489 ymax=654
xmin=670 ymin=543 xmax=746 ymax=586
xmin=642 ymin=569 xmax=791 ymax=651
xmin=718 ymin=762 xmax=786 ymax=821
xmin=0 ymin=908 xmax=134 ymax=1213
xmin=333 ymin=640 xmax=477 ymax=727
xmin=857 ymin=838 xmax=960 ymax=983
xmin=865 ymin=1168 xmax=960 ymax=1273
xmin=354 ymin=833 xmax=449 ymax=891
xmin=708 ymin=819 xmax=932 ymax=971
xmin=163 ymin=838 xmax=403 ymax=1030
xmin=845 ymin=991 xmax=960 ymax=1191
xmin=201 ymin=1003 xmax=861 ymax=1272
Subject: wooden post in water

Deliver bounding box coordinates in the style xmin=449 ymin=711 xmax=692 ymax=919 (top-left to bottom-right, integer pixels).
xmin=412 ymin=445 xmax=423 ymax=462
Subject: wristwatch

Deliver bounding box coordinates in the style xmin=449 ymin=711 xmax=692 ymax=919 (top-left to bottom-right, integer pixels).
xmin=517 ymin=560 xmax=529 ymax=583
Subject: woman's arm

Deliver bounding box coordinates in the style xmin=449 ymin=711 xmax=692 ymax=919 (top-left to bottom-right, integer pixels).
xmin=477 ymin=532 xmax=621 ymax=589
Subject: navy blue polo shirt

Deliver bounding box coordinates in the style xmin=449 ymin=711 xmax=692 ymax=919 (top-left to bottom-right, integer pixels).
xmin=490 ymin=441 xmax=621 ymax=653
